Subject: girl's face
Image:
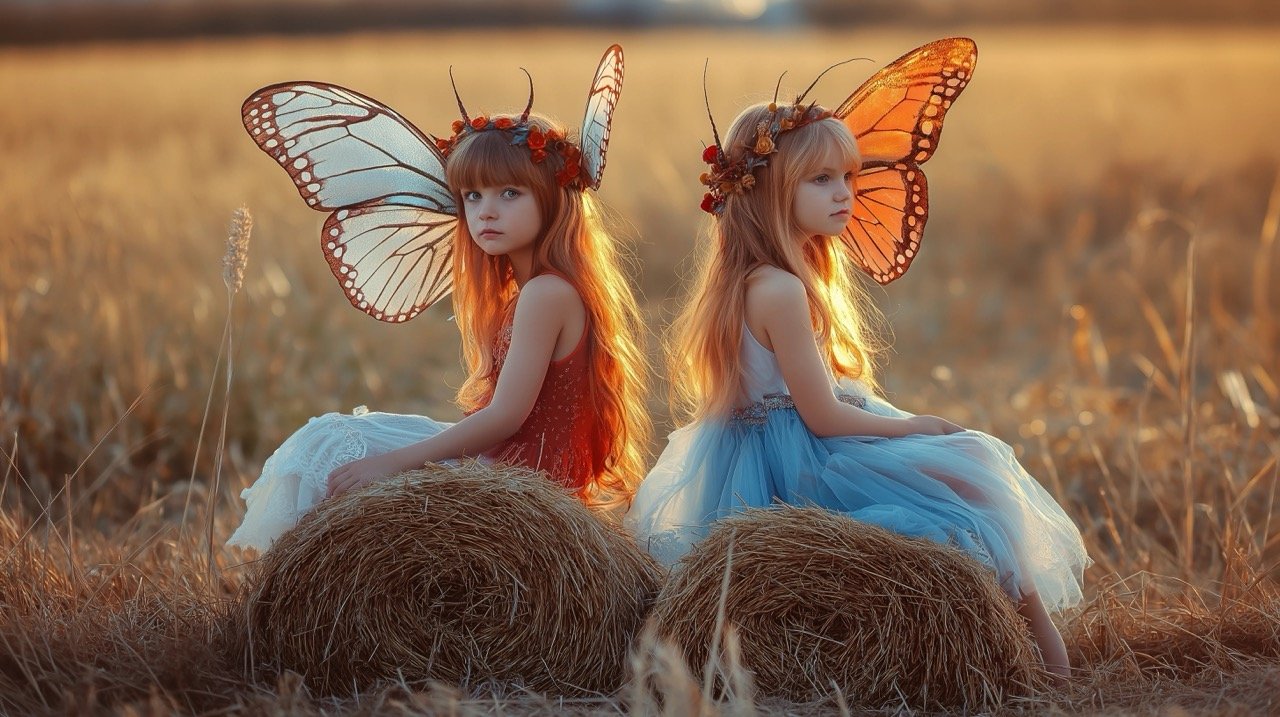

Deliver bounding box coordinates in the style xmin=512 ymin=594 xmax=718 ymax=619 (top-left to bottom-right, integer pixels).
xmin=461 ymin=184 xmax=542 ymax=258
xmin=791 ymin=144 xmax=857 ymax=240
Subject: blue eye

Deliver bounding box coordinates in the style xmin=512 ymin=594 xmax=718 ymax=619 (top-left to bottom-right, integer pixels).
xmin=814 ymin=174 xmax=830 ymax=183
xmin=462 ymin=190 xmax=479 ymax=201
xmin=502 ymin=188 xmax=521 ymax=199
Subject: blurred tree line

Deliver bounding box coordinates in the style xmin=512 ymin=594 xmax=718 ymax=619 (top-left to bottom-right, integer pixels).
xmin=2 ymin=0 xmax=1278 ymax=46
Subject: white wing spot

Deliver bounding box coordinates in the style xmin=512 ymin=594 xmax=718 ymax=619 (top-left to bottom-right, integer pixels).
xmin=308 ymin=198 xmax=318 ymax=205
xmin=265 ymin=139 xmax=278 ymax=148
xmin=337 ymin=210 xmax=349 ymax=220
xmin=293 ymin=158 xmax=308 ymax=169
xmin=301 ymin=172 xmax=313 ymax=182
xmin=306 ymin=183 xmax=321 ymax=192
xmin=249 ymin=109 xmax=259 ymax=117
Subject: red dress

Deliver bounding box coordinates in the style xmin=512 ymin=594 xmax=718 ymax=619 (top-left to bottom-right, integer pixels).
xmin=478 ymin=297 xmax=608 ymax=496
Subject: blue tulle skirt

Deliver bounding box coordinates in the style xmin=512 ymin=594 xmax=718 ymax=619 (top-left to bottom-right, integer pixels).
xmin=626 ymin=394 xmax=1091 ymax=614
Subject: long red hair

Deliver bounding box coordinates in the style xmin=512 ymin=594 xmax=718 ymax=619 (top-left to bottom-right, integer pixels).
xmin=670 ymin=103 xmax=886 ymax=421
xmin=445 ymin=113 xmax=650 ymax=506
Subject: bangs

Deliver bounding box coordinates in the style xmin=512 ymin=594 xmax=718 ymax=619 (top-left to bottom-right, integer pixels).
xmin=789 ymin=118 xmax=861 ymax=175
xmin=445 ymin=127 xmax=545 ymax=190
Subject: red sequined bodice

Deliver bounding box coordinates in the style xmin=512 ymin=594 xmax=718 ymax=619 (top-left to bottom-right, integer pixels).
xmin=480 ymin=298 xmax=605 ymax=496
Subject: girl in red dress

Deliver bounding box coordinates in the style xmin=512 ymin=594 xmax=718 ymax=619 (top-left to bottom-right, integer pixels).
xmin=229 ymin=47 xmax=648 ymax=552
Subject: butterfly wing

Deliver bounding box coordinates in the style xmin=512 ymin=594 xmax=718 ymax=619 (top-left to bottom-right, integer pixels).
xmin=243 ymin=82 xmax=456 ymax=215
xmin=323 ymin=205 xmax=457 ymax=322
xmin=834 ymin=37 xmax=977 ymax=284
xmin=578 ymin=44 xmax=624 ymax=190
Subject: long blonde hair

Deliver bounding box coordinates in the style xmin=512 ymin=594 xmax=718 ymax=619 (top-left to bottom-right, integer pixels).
xmin=445 ymin=113 xmax=651 ymax=506
xmin=670 ymin=103 xmax=885 ymax=421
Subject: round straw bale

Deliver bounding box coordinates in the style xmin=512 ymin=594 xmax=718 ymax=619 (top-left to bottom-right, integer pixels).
xmin=233 ymin=461 xmax=663 ymax=695
xmin=645 ymin=505 xmax=1046 ymax=710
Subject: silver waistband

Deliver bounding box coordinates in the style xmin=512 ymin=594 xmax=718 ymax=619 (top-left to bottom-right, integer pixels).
xmin=730 ymin=393 xmax=867 ymax=426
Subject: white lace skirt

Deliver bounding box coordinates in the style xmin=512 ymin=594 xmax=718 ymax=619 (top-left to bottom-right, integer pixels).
xmin=226 ymin=407 xmax=451 ymax=552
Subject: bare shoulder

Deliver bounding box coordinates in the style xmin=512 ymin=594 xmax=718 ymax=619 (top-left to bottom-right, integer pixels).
xmin=517 ymin=273 xmax=583 ymax=311
xmin=745 ymin=265 xmax=806 ymax=308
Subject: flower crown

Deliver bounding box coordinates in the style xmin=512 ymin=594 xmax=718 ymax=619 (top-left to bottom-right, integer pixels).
xmin=699 ymin=60 xmax=864 ymax=215
xmin=698 ymin=101 xmax=833 ymax=214
xmin=432 ymin=69 xmax=588 ymax=189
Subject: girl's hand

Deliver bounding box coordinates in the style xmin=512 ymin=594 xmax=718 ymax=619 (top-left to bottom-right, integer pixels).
xmin=905 ymin=415 xmax=965 ymax=436
xmin=326 ymin=453 xmax=410 ymax=499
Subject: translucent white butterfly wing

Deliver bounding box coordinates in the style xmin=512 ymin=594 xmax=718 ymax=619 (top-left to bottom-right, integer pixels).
xmin=242 ymin=82 xmax=456 ymax=215
xmin=578 ymin=44 xmax=624 ymax=191
xmin=243 ymin=81 xmax=459 ymax=322
xmin=321 ymin=205 xmax=456 ymax=323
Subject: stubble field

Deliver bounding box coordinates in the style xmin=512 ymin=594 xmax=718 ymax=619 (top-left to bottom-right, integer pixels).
xmin=1 ymin=26 xmax=1279 ymax=715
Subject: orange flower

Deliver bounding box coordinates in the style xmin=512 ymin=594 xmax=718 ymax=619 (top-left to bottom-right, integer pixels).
xmin=451 ymin=119 xmax=465 ymax=134
xmin=531 ymin=148 xmax=548 ymax=163
xmin=434 ymin=137 xmax=451 ymax=151
xmin=470 ymin=115 xmax=488 ymax=130
xmin=494 ymin=117 xmax=514 ymax=130
xmin=547 ymin=128 xmax=565 ymax=142
xmin=527 ymin=129 xmax=547 ymax=150
xmin=753 ymin=132 xmax=775 ymax=156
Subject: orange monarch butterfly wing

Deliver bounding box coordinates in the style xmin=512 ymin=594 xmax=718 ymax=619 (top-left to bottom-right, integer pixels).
xmin=834 ymin=37 xmax=977 ymax=284
xmin=579 ymin=44 xmax=624 ymax=190
xmin=322 ymin=205 xmax=457 ymax=323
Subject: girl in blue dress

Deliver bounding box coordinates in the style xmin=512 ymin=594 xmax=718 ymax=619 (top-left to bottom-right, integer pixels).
xmin=626 ymin=40 xmax=1090 ymax=678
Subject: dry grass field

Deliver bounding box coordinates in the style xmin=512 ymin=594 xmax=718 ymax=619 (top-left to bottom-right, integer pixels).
xmin=1 ymin=26 xmax=1279 ymax=715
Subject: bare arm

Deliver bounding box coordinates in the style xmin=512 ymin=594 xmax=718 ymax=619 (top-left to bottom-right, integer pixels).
xmin=747 ymin=268 xmax=960 ymax=439
xmin=326 ymin=275 xmax=584 ymax=496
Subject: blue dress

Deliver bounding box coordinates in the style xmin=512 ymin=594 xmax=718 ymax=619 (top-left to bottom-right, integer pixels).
xmin=626 ymin=327 xmax=1091 ymax=613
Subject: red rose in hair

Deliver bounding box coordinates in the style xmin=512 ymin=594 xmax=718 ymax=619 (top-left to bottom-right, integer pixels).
xmin=434 ymin=138 xmax=451 ymax=151
xmin=470 ymin=116 xmax=488 ymax=130
xmin=702 ymin=145 xmax=719 ymax=164
xmin=527 ymin=129 xmax=547 ymax=150
xmin=494 ymin=117 xmax=515 ymax=130
xmin=531 ymin=148 xmax=548 ymax=163
xmin=547 ymin=128 xmax=565 ymax=142
xmin=700 ymin=193 xmax=716 ymax=214
xmin=451 ymin=119 xmax=465 ymax=134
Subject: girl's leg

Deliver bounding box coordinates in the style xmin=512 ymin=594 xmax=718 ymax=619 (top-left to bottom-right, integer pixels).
xmin=1017 ymin=590 xmax=1070 ymax=681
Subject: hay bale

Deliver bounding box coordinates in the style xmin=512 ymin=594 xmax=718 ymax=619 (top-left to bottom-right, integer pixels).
xmin=645 ymin=505 xmax=1046 ymax=710
xmin=233 ymin=461 xmax=663 ymax=695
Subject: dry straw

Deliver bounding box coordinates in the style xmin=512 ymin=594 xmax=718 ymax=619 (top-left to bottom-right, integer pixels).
xmin=644 ymin=505 xmax=1048 ymax=711
xmin=230 ymin=461 xmax=664 ymax=695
